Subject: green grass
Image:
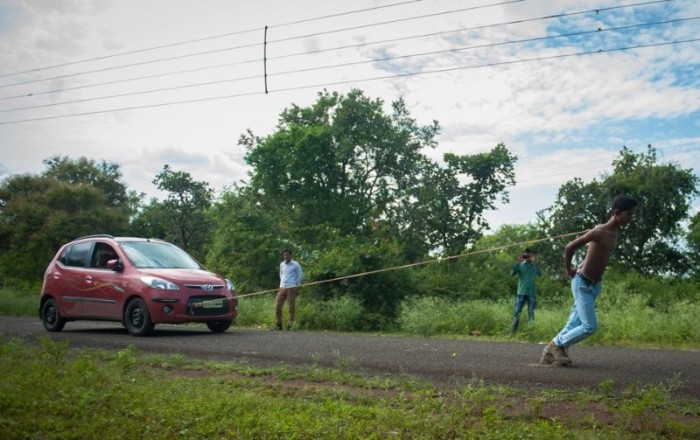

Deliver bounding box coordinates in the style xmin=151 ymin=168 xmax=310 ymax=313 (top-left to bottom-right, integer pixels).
xmin=1 ymin=337 xmax=697 ymax=439
xmin=0 ymin=285 xmax=39 ymax=317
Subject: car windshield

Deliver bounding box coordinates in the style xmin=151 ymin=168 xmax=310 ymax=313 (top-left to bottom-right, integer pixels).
xmin=119 ymin=241 xmax=201 ymax=269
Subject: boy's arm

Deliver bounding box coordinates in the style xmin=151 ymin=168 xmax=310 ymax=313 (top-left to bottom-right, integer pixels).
xmin=563 ymin=230 xmax=596 ymax=278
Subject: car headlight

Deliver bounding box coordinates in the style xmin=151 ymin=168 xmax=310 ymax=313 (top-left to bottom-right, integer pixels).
xmin=141 ymin=276 xmax=179 ymax=290
xmin=226 ymin=278 xmax=235 ymax=291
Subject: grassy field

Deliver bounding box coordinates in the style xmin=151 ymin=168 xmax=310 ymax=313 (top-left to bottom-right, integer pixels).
xmin=1 ymin=336 xmax=698 ymax=439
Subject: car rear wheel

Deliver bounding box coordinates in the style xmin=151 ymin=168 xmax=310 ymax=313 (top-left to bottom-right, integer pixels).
xmin=41 ymin=299 xmax=65 ymax=332
xmin=124 ymin=298 xmax=154 ymax=336
xmin=206 ymin=319 xmax=232 ymax=333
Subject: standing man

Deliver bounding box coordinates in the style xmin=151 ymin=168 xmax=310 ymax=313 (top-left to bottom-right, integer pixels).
xmin=540 ymin=195 xmax=638 ymax=366
xmin=510 ymin=248 xmax=541 ymax=334
xmin=273 ymin=248 xmax=303 ymax=330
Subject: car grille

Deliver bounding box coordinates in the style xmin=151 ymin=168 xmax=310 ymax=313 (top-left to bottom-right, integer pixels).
xmin=183 ymin=284 xmax=225 ymax=292
xmin=186 ymin=295 xmax=230 ymax=316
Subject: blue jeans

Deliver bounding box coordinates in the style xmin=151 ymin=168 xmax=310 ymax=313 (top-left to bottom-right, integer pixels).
xmin=553 ymin=274 xmax=602 ymax=348
xmin=511 ymin=295 xmax=535 ymax=333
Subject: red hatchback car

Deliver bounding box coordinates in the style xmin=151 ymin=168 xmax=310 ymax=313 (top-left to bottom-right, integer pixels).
xmin=40 ymin=235 xmax=238 ymax=336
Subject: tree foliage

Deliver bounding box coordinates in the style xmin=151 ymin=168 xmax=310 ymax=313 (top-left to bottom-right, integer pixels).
xmin=0 ymin=157 xmax=131 ymax=281
xmin=687 ymin=211 xmax=700 ymax=276
xmin=241 ymin=89 xmax=440 ymax=239
xmin=537 ymin=146 xmax=699 ymax=276
xmin=398 ymin=144 xmax=516 ymax=256
xmin=131 ymin=165 xmax=213 ymax=260
xmin=239 ymin=89 xmax=515 ymax=258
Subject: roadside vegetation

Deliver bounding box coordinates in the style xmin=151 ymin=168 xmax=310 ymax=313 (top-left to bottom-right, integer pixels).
xmin=3 ymin=272 xmax=699 ymax=350
xmin=1 ymin=337 xmax=697 ymax=439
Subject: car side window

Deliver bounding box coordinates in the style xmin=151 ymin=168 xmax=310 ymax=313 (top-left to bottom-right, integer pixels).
xmin=90 ymin=243 xmax=118 ymax=269
xmin=60 ymin=242 xmax=93 ymax=268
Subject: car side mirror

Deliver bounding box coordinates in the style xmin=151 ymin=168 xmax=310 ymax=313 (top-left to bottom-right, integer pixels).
xmin=106 ymin=259 xmax=123 ymax=272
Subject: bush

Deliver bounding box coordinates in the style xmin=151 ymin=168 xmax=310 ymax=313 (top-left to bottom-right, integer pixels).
xmin=236 ymin=293 xmax=367 ymax=332
xmin=398 ymin=297 xmax=509 ymax=337
xmin=235 ymin=295 xmax=274 ymax=328
xmin=0 ymin=280 xmax=41 ymax=317
xmin=305 ymin=236 xmax=420 ymax=327
xmin=297 ymin=296 xmax=365 ymax=332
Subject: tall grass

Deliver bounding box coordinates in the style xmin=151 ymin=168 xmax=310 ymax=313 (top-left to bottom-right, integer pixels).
xmin=236 ymin=295 xmax=365 ymax=332
xmin=0 ymin=282 xmax=39 ymax=317
xmin=396 ymin=292 xmax=700 ymax=348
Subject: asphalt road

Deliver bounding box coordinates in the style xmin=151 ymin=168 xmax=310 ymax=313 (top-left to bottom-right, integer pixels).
xmin=2 ymin=316 xmax=698 ymax=398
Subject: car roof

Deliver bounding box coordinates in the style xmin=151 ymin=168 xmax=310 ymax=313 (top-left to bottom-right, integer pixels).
xmin=68 ymin=235 xmax=168 ymax=244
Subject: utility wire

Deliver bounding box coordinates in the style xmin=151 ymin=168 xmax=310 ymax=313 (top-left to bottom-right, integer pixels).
xmin=0 ymin=38 xmax=696 ymax=126
xmin=0 ymin=60 xmax=256 ymax=102
xmin=3 ymin=17 xmax=693 ymax=114
xmin=0 ymin=0 xmax=523 ymax=89
xmin=0 ymin=0 xmax=672 ymax=98
xmin=267 ymin=0 xmax=526 ymax=44
xmin=0 ymin=0 xmax=430 ymax=79
xmin=0 ymin=1 xmax=656 ymax=102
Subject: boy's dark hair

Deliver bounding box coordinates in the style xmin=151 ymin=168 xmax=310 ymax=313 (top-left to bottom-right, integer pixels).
xmin=282 ymin=248 xmax=292 ymax=255
xmin=611 ymin=195 xmax=638 ymax=212
xmin=524 ymin=247 xmax=535 ymax=255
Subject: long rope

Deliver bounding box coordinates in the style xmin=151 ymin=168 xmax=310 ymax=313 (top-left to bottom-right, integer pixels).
xmin=231 ymin=229 xmax=588 ymax=300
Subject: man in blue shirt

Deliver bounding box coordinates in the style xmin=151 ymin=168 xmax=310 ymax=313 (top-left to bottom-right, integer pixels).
xmin=273 ymin=248 xmax=304 ymax=330
xmin=510 ymin=248 xmax=541 ymax=334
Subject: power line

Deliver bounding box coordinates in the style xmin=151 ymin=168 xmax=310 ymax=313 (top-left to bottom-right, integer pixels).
xmin=0 ymin=0 xmax=522 ymax=89
xmin=0 ymin=1 xmax=647 ymax=102
xmin=0 ymin=60 xmax=255 ymax=102
xmin=0 ymin=0 xmax=671 ymax=97
xmin=0 ymin=37 xmax=696 ymax=126
xmin=0 ymin=0 xmax=430 ymax=79
xmin=3 ymin=16 xmax=693 ymax=114
xmin=267 ymin=0 xmax=526 ymax=44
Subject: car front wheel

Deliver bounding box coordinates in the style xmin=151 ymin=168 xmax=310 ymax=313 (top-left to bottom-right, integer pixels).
xmin=41 ymin=299 xmax=65 ymax=332
xmin=206 ymin=319 xmax=232 ymax=333
xmin=124 ymin=298 xmax=154 ymax=336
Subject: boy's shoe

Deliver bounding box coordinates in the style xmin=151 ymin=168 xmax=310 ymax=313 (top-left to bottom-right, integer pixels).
xmin=545 ymin=341 xmax=572 ymax=366
xmin=270 ymin=323 xmax=283 ymax=331
xmin=539 ymin=345 xmax=555 ymax=365
xmin=540 ymin=341 xmax=572 ymax=366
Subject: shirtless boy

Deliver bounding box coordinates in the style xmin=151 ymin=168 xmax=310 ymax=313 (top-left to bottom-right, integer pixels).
xmin=540 ymin=195 xmax=638 ymax=366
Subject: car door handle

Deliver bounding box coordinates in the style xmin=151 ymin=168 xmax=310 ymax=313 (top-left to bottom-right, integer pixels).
xmin=85 ymin=276 xmax=93 ymax=284
xmin=53 ymin=272 xmax=61 ymax=279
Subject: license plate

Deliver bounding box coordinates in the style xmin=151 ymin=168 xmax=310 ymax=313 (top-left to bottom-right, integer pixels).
xmin=203 ymin=299 xmax=223 ymax=309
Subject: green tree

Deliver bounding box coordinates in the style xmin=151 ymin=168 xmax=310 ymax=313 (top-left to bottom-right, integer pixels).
xmin=131 ymin=165 xmax=213 ymax=260
xmin=398 ymin=144 xmax=516 ymax=256
xmin=241 ymin=89 xmax=439 ymax=239
xmin=538 ymin=146 xmax=699 ymax=276
xmin=0 ymin=157 xmax=131 ymax=282
xmin=206 ymin=186 xmax=288 ymax=293
xmin=687 ymin=211 xmax=700 ymax=276
xmin=42 ymin=156 xmax=131 ymax=208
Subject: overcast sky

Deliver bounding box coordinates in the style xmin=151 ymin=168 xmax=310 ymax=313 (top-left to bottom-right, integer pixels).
xmin=1 ymin=0 xmax=698 ymax=230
